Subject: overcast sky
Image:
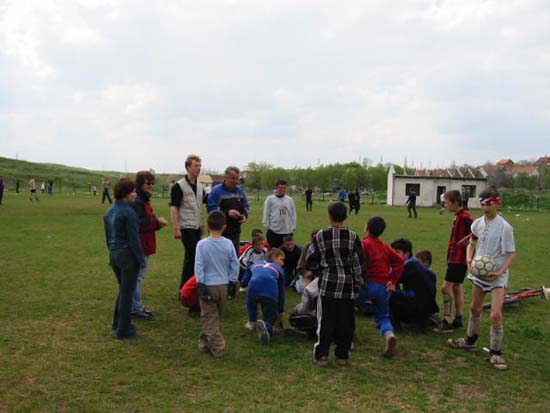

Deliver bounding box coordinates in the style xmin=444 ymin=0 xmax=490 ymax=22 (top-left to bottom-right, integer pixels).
xmin=1 ymin=0 xmax=549 ymax=174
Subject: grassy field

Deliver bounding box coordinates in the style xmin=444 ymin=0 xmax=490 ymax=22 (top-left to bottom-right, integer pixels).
xmin=1 ymin=192 xmax=549 ymax=412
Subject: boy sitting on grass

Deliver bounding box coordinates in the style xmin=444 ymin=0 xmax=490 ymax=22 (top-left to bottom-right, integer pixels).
xmin=194 ymin=211 xmax=239 ymax=358
xmin=238 ymin=233 xmax=268 ymax=289
xmin=240 ymin=248 xmax=286 ymax=345
xmin=447 ymin=187 xmax=516 ymax=370
xmin=389 ymin=239 xmax=439 ymax=331
xmin=356 ymin=216 xmax=404 ymax=357
xmin=306 ymin=202 xmax=365 ymax=367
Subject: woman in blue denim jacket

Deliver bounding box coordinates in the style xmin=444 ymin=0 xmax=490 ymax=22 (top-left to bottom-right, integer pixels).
xmin=104 ymin=178 xmax=146 ymax=339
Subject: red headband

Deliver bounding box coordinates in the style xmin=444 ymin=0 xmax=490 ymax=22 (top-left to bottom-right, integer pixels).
xmin=479 ymin=196 xmax=500 ymax=206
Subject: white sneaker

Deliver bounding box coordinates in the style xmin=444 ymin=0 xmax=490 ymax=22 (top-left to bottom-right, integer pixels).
xmin=383 ymin=331 xmax=397 ymax=357
xmin=244 ymin=321 xmax=256 ymax=331
xmin=255 ymin=320 xmax=271 ymax=345
xmin=490 ymin=354 xmax=507 ymax=370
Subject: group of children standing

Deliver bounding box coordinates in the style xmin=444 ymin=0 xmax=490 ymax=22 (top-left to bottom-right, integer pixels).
xmin=182 ymin=186 xmax=515 ymax=371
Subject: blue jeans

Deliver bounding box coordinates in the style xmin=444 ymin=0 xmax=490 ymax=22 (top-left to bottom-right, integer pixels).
xmin=131 ymin=256 xmax=149 ymax=313
xmin=355 ymin=283 xmax=394 ymax=336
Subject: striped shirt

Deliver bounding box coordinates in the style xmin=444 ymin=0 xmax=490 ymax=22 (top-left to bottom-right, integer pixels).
xmin=447 ymin=208 xmax=474 ymax=264
xmin=306 ymin=226 xmax=365 ymax=299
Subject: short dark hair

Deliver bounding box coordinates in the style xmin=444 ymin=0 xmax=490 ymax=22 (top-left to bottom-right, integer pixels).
xmin=479 ymin=186 xmax=499 ymax=199
xmin=282 ymin=235 xmax=294 ymax=243
xmin=276 ymin=179 xmax=287 ymax=186
xmin=135 ymin=171 xmax=155 ymax=190
xmin=266 ymin=248 xmax=285 ymax=261
xmin=391 ymin=238 xmax=413 ymax=257
xmin=367 ymin=216 xmax=386 ymax=237
xmin=252 ymin=233 xmax=265 ymax=244
xmin=328 ymin=201 xmax=347 ymax=222
xmin=444 ymin=190 xmax=462 ymax=205
xmin=114 ymin=178 xmax=135 ymax=200
xmin=207 ymin=211 xmax=226 ymax=230
xmin=415 ymin=250 xmax=432 ymax=266
xmin=224 ymin=166 xmax=240 ymax=176
xmin=251 ymin=228 xmax=264 ymax=237
xmin=185 ymin=155 xmax=201 ymax=170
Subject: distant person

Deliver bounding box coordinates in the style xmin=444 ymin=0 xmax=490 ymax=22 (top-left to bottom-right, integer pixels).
xmin=195 ymin=211 xmax=239 ymax=358
xmin=48 ymin=179 xmax=54 ymax=195
xmin=40 ymin=181 xmax=46 ymax=193
xmin=406 ymin=189 xmax=417 ymax=218
xmin=92 ymin=185 xmax=97 ymax=196
xmin=390 ymin=239 xmax=439 ymax=331
xmin=207 ymin=166 xmax=249 ymax=253
xmin=0 ymin=176 xmax=4 ymax=205
xmin=439 ymin=192 xmax=446 ymax=214
xmin=102 ymin=177 xmax=113 ymax=204
xmin=28 ymin=178 xmax=39 ymax=201
xmin=262 ymin=179 xmax=297 ymax=248
xmin=356 ymin=216 xmax=404 ymax=357
xmin=103 ymin=178 xmax=146 ymax=340
xmin=130 ymin=171 xmax=168 ymax=319
xmin=338 ymin=188 xmax=347 ymax=202
xmin=305 ymin=188 xmax=313 ymax=211
xmin=462 ymin=189 xmax=470 ymax=210
xmin=241 ymin=248 xmax=286 ymax=345
xmin=348 ymin=190 xmax=356 ymax=214
xmin=281 ymin=235 xmax=302 ymax=286
xmin=15 ymin=180 xmax=20 ymax=194
xmin=169 ymin=154 xmax=207 ymax=293
xmin=434 ymin=190 xmax=474 ymax=333
xmin=353 ymin=189 xmax=361 ymax=215
xmin=306 ymin=201 xmax=365 ymax=367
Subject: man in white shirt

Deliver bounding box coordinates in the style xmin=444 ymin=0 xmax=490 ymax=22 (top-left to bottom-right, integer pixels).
xmin=262 ymin=180 xmax=297 ymax=248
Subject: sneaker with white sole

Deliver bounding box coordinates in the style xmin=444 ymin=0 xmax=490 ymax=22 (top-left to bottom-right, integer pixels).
xmin=244 ymin=321 xmax=256 ymax=331
xmin=383 ymin=331 xmax=397 ymax=357
xmin=447 ymin=337 xmax=476 ymax=350
xmin=255 ymin=320 xmax=270 ymax=345
xmin=490 ymin=354 xmax=507 ymax=370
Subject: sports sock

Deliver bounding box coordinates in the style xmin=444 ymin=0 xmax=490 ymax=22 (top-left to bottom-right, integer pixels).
xmin=466 ymin=312 xmax=480 ymax=341
xmin=490 ymin=324 xmax=504 ymax=353
xmin=443 ymin=292 xmax=453 ymax=323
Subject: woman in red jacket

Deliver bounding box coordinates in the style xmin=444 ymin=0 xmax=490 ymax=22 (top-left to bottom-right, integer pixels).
xmin=131 ymin=171 xmax=167 ymax=318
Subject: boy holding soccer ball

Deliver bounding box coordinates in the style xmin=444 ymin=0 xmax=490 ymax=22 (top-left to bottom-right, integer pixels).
xmin=447 ymin=187 xmax=516 ymax=370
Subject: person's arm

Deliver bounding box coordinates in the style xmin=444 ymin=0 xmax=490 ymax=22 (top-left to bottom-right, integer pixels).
xmin=228 ymin=244 xmax=239 ymax=283
xmin=238 ymin=248 xmax=251 ymax=270
xmin=305 ymin=238 xmax=320 ymax=274
xmin=290 ymin=198 xmax=297 ymax=232
xmin=241 ymin=265 xmax=253 ymax=287
xmin=277 ymin=269 xmax=286 ymax=314
xmin=169 ymin=183 xmax=184 ymax=239
xmin=103 ymin=215 xmax=110 ymax=249
xmin=126 ymin=208 xmax=146 ymax=267
xmin=262 ymin=196 xmax=270 ymax=229
xmin=352 ymin=237 xmax=366 ymax=294
xmin=388 ymin=247 xmax=405 ymax=287
xmin=194 ymin=243 xmax=204 ymax=284
xmin=242 ymin=189 xmax=250 ymax=218
xmin=206 ymin=186 xmax=220 ymax=212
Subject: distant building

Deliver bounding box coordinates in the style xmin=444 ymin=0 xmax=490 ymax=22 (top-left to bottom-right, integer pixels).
xmin=511 ymin=165 xmax=539 ymax=178
xmin=535 ymin=156 xmax=550 ymax=167
xmin=387 ymin=165 xmax=489 ymax=208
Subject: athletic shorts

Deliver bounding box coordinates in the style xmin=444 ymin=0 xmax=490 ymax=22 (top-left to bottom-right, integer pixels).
xmin=445 ymin=263 xmax=468 ymax=284
xmin=30 ymin=189 xmax=36 ymax=193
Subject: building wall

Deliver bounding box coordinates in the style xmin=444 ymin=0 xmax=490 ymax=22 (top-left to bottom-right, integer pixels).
xmin=388 ymin=176 xmax=489 ymax=208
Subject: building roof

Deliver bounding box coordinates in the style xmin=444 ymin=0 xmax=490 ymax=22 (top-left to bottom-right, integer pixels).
xmin=497 ymin=159 xmax=514 ymax=167
xmin=411 ymin=167 xmax=487 ymax=179
xmin=535 ymin=156 xmax=550 ymax=166
xmin=512 ymin=165 xmax=538 ymax=175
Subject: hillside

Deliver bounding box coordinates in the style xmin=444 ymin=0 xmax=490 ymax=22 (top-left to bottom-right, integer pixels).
xmin=0 ymin=157 xmax=179 ymax=192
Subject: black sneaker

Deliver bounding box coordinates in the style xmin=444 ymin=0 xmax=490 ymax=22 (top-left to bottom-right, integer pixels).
xmin=451 ymin=318 xmax=463 ymax=328
xmin=433 ymin=320 xmax=454 ymax=333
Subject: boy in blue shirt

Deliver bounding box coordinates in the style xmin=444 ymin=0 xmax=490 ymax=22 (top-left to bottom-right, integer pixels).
xmin=241 ymin=248 xmax=286 ymax=345
xmin=195 ymin=211 xmax=239 ymax=357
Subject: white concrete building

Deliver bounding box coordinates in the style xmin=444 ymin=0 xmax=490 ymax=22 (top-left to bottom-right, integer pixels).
xmin=387 ymin=165 xmax=489 ymax=208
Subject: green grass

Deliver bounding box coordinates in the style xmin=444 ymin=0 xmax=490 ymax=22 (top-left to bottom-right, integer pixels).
xmin=1 ymin=193 xmax=549 ymax=412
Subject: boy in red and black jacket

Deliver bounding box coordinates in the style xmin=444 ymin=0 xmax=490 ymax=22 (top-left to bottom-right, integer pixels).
xmin=435 ymin=190 xmax=474 ymax=332
xmin=357 ymin=216 xmax=404 ymax=357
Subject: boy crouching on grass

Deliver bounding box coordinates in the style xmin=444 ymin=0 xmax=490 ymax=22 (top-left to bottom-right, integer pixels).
xmin=306 ymin=202 xmax=365 ymax=367
xmin=447 ymin=187 xmax=516 ymax=370
xmin=195 ymin=211 xmax=239 ymax=358
xmin=240 ymin=248 xmax=286 ymax=345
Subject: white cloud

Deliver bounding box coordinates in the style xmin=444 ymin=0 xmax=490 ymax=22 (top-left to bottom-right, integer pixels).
xmin=1 ymin=0 xmax=549 ymax=173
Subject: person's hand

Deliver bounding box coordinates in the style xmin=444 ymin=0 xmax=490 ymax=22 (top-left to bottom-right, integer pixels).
xmin=173 ymin=227 xmax=182 ymax=239
xmin=228 ymin=209 xmax=241 ymax=219
xmin=239 ymin=214 xmax=247 ymax=224
xmin=197 ymin=283 xmax=211 ymax=302
xmin=227 ymin=282 xmax=237 ymax=299
xmin=158 ymin=217 xmax=168 ymax=228
xmin=385 ymin=281 xmax=396 ymax=292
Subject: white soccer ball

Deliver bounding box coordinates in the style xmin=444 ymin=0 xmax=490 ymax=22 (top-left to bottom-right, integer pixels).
xmin=470 ymin=255 xmax=497 ymax=280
